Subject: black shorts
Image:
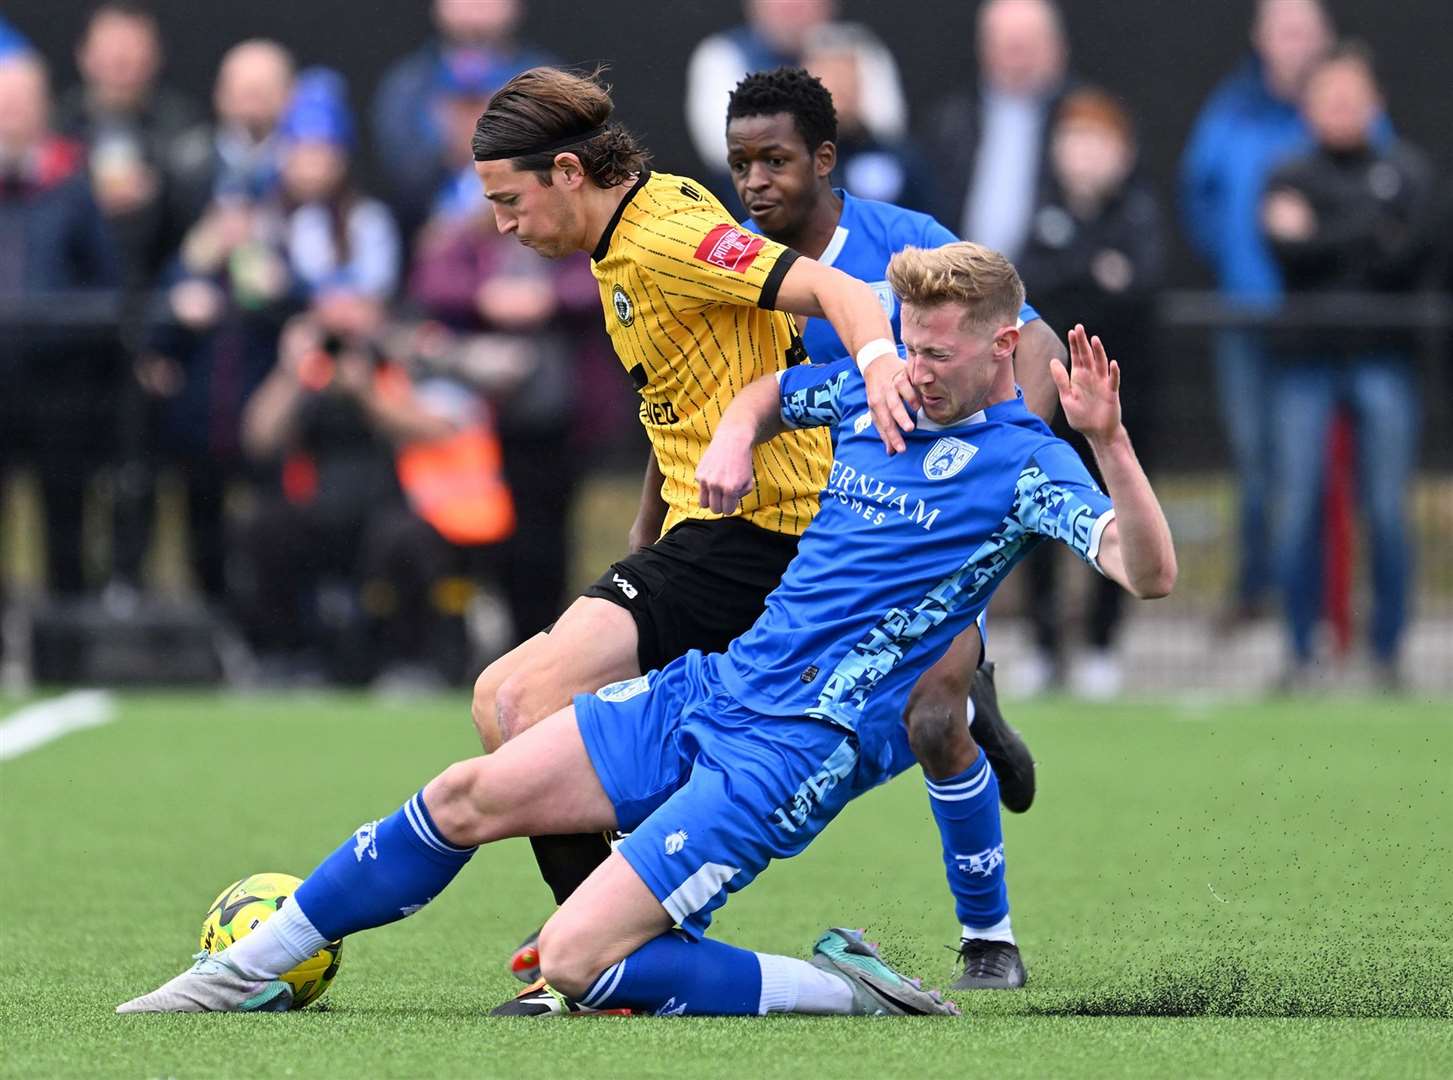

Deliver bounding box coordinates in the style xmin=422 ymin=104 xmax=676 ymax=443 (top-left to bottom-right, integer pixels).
xmin=582 ymin=518 xmax=801 ymax=673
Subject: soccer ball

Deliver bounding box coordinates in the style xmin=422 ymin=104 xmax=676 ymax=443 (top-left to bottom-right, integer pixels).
xmin=200 ymin=872 xmax=343 ymax=1009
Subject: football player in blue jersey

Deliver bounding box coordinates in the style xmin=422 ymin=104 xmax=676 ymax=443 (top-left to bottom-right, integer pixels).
xmin=118 ymin=245 xmax=1174 ymax=1018
xmin=727 ymin=66 xmax=1062 ymax=987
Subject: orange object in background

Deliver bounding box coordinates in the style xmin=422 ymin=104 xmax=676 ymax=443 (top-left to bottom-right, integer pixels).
xmin=396 ymin=424 xmax=515 ymax=547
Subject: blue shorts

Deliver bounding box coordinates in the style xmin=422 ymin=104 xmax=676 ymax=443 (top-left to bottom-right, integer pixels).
xmin=574 ymin=650 xmax=887 ymax=940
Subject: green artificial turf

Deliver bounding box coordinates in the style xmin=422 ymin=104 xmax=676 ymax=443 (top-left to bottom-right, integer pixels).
xmin=2 ymin=691 xmax=1449 ymax=1079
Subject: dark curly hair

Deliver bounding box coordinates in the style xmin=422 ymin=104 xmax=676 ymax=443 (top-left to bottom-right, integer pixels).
xmin=472 ymin=66 xmax=650 ymax=187
xmin=726 ymin=67 xmax=838 ymax=153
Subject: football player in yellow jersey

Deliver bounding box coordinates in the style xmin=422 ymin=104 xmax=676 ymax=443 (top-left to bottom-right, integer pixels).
xmin=462 ymin=67 xmax=936 ymax=1014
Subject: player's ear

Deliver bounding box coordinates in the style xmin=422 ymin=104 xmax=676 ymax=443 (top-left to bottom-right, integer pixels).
xmin=814 ymin=140 xmax=837 ymax=178
xmin=994 ymin=325 xmax=1020 ymax=358
xmin=552 ymin=152 xmax=586 ymax=189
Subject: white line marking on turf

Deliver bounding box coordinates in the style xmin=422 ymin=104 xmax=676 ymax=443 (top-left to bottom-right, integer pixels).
xmin=0 ymin=690 xmax=116 ymax=761
xmin=1207 ymin=883 xmax=1228 ymax=904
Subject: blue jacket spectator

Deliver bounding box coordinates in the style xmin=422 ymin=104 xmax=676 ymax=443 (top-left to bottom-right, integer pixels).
xmin=1176 ymin=0 xmax=1333 ymax=623
xmin=1180 ymin=57 xmax=1310 ymax=301
xmin=370 ymin=0 xmax=551 ymax=238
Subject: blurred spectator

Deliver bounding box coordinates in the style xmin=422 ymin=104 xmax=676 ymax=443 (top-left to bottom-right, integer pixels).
xmin=235 ymin=298 xmax=505 ymax=687
xmin=929 ymin=0 xmax=1069 ymax=259
xmin=52 ymin=3 xmax=205 ymax=289
xmin=0 ymin=50 xmax=120 ymax=595
xmin=1180 ymin=0 xmax=1333 ymax=626
xmin=371 ymin=0 xmax=552 ymax=238
xmin=686 ymin=0 xmax=906 ymax=189
xmin=1260 ymin=44 xmax=1438 ymax=689
xmin=803 ymin=23 xmax=935 ymax=214
xmin=0 ymin=15 xmax=29 ymax=59
xmin=169 ymin=39 xmax=295 ymax=227
xmin=132 ymin=43 xmax=299 ymax=602
xmin=1015 ymin=87 xmax=1165 ymax=697
xmin=276 ymin=69 xmax=400 ymax=303
xmin=409 ymin=187 xmax=603 ymax=641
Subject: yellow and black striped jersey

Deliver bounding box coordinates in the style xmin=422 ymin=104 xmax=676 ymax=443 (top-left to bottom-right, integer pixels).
xmin=590 ymin=170 xmax=831 ymax=538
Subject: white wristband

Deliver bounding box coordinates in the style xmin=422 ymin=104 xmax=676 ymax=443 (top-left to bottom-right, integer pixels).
xmin=854 ymin=337 xmax=898 ymax=376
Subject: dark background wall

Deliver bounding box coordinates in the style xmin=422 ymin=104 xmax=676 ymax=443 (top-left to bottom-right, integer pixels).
xmin=9 ymin=0 xmax=1451 ymax=289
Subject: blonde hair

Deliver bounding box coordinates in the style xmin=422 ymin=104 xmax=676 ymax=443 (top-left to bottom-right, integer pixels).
xmin=886 ymin=242 xmax=1025 ymax=332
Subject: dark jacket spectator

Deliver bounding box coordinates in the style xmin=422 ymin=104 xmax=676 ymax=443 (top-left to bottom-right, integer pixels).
xmin=167 ymin=39 xmax=295 ymax=234
xmin=1260 ymin=44 xmax=1437 ymax=684
xmin=370 ymin=0 xmax=551 ymax=238
xmin=1014 ymin=87 xmax=1165 ymax=697
xmin=0 ymin=51 xmax=121 ymax=595
xmin=51 ymin=4 xmax=206 ymax=288
xmin=804 ymin=23 xmax=935 ymax=215
xmin=927 ymin=0 xmax=1068 ymax=259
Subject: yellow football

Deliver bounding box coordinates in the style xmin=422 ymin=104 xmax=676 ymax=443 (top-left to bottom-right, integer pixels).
xmin=200 ymin=872 xmax=342 ymax=1009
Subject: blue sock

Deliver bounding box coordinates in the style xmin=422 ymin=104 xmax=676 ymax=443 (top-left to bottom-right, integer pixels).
xmin=925 ymin=750 xmax=1010 ymax=933
xmin=293 ymin=791 xmax=476 ymax=941
xmin=580 ymin=932 xmax=763 ymax=1016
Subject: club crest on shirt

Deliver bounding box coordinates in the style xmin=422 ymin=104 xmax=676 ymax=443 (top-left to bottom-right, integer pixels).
xmin=612 ymin=284 xmax=634 ymax=326
xmin=923 ymin=437 xmax=978 ymax=480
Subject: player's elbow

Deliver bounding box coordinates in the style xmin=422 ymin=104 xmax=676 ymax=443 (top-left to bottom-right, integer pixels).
xmin=1130 ymin=555 xmax=1178 ymax=600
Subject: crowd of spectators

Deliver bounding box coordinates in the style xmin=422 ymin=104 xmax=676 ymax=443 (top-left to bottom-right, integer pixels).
xmin=0 ymin=0 xmax=1445 ymax=691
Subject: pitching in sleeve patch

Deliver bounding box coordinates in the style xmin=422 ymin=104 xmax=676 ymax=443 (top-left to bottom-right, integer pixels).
xmin=694 ymin=224 xmax=767 ymax=273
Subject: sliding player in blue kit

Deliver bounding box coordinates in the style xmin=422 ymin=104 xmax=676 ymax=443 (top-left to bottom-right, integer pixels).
xmin=728 ymin=67 xmax=1065 ymax=987
xmin=119 ymin=243 xmax=1175 ymax=1018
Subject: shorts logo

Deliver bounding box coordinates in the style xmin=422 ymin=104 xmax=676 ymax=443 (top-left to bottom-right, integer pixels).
xmin=924 ymin=437 xmax=978 ymax=481
xmin=853 ymin=412 xmax=873 ymax=435
xmin=612 ymin=284 xmax=634 ymax=326
xmin=611 ymin=572 xmax=639 ymax=599
xmin=693 ymin=224 xmax=766 ymax=273
xmin=663 ymin=829 xmax=688 ymax=855
xmin=596 ymin=674 xmax=651 ymax=702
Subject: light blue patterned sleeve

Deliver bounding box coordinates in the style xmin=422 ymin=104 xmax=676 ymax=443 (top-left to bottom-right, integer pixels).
xmin=776 ymin=356 xmax=855 ymax=430
xmin=1012 ymin=441 xmax=1117 ymax=570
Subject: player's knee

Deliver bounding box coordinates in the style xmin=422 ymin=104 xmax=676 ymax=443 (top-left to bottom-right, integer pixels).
xmin=471 ymin=663 xmax=506 ymax=751
xmin=494 ymin=668 xmax=562 ymax=745
xmin=493 ymin=671 xmax=535 ymax=745
xmin=906 ymin=703 xmax=976 ymax=779
xmin=421 ymin=760 xmax=497 ymax=846
xmin=537 ymin=918 xmax=604 ymax=1000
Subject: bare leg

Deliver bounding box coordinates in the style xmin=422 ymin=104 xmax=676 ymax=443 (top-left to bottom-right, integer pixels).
xmin=472 ymin=597 xmax=640 ymax=751
xmin=537 ymin=852 xmax=674 ymax=1000
xmin=426 ymin=705 xmax=619 ymax=844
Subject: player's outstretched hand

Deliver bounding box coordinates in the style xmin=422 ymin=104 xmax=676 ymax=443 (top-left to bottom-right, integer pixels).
xmin=1051 ymin=324 xmax=1122 ymax=443
xmin=696 ymin=428 xmax=756 ymax=516
xmin=863 ymin=353 xmax=918 ymax=455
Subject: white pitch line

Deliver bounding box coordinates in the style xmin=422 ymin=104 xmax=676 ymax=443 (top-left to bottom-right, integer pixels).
xmin=0 ymin=690 xmax=116 ymax=762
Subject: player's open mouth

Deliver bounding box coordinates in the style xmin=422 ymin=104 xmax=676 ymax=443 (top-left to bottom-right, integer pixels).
xmin=748 ymin=202 xmax=778 ymax=216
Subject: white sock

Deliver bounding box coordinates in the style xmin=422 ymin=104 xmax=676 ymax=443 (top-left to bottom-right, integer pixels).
xmin=755 ymin=952 xmax=855 ymax=1015
xmin=224 ymin=900 xmax=327 ymax=979
xmin=963 ymin=914 xmax=1015 ymax=945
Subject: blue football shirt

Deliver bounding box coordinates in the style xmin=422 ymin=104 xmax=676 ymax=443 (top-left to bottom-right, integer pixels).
xmin=742 ymin=191 xmax=1040 ymax=366
xmin=715 ymin=359 xmax=1113 ymax=771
